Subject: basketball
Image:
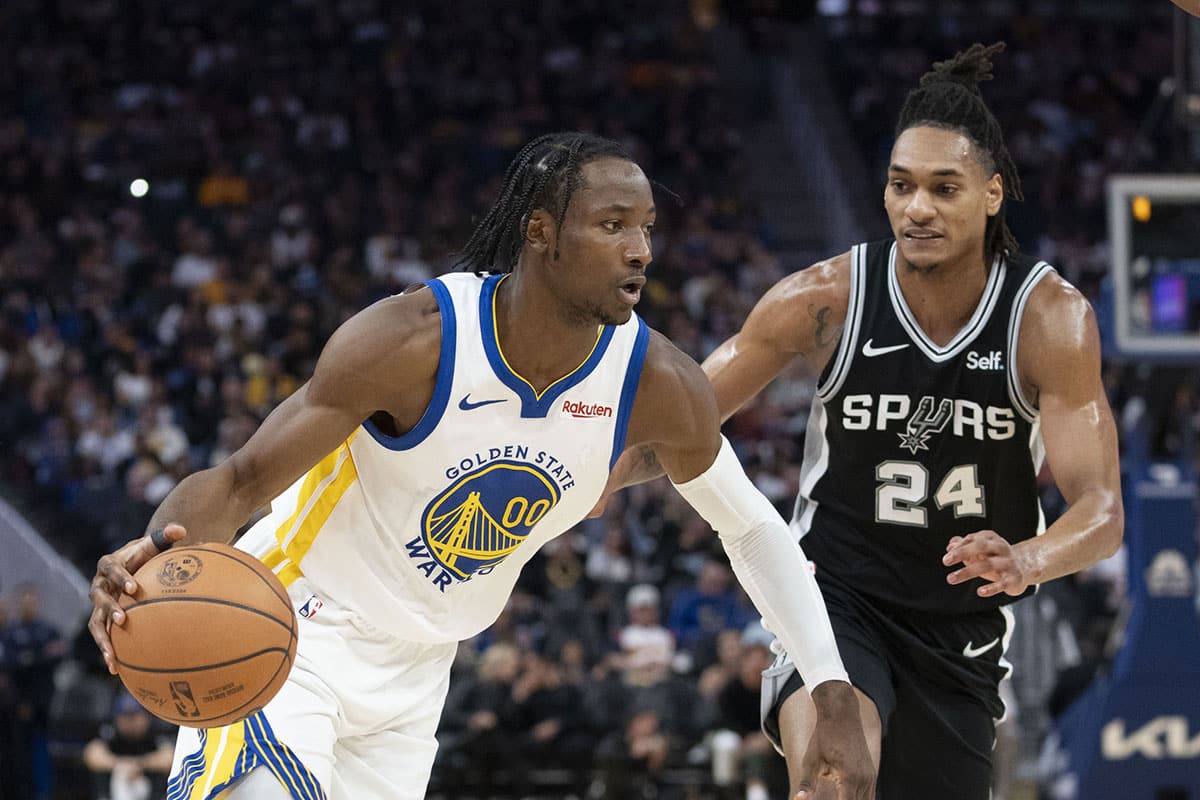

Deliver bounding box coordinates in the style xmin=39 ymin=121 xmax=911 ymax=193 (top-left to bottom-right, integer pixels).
xmin=1169 ymin=0 xmax=1200 ymax=16
xmin=110 ymin=543 xmax=297 ymax=728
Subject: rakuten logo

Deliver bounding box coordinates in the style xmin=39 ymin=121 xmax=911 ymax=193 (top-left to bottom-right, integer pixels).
xmin=563 ymin=400 xmax=613 ymax=418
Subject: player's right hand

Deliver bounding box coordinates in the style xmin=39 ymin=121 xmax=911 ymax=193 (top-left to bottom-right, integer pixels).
xmin=88 ymin=523 xmax=187 ymax=675
xmin=796 ymin=681 xmax=876 ymax=800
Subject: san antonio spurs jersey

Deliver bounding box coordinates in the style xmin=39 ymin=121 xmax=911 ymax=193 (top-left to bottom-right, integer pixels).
xmin=793 ymin=240 xmax=1054 ymax=615
xmin=236 ymin=272 xmax=649 ymax=642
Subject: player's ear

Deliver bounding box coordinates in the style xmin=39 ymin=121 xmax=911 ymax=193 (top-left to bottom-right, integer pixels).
xmin=525 ymin=209 xmax=554 ymax=254
xmin=985 ymin=173 xmax=1003 ymax=217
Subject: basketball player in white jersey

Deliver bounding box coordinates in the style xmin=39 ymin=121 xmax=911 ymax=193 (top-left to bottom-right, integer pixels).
xmin=87 ymin=133 xmax=874 ymax=800
xmin=604 ymin=45 xmax=1124 ymax=798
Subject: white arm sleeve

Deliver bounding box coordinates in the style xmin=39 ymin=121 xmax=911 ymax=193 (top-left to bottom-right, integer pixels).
xmin=672 ymin=436 xmax=848 ymax=690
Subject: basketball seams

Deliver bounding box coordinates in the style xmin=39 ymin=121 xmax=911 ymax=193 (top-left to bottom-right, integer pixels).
xmin=114 ymin=542 xmax=299 ymax=728
xmin=114 ymin=646 xmax=293 ymax=673
xmin=192 ymin=545 xmax=294 ymax=615
xmin=121 ymin=596 xmax=296 ymax=635
xmin=120 ymin=650 xmax=294 ymax=726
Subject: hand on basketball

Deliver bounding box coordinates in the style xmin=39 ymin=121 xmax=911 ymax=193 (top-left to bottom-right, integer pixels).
xmin=88 ymin=523 xmax=187 ymax=675
xmin=797 ymin=682 xmax=876 ymax=800
xmin=943 ymin=530 xmax=1033 ymax=598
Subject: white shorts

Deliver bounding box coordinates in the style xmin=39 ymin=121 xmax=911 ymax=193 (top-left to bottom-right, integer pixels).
xmin=166 ymin=577 xmax=457 ymax=800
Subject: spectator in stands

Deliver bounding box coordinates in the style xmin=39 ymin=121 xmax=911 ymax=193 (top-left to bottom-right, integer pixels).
xmin=609 ymin=583 xmax=676 ymax=686
xmin=507 ymin=648 xmax=593 ymax=794
xmin=3 ymin=584 xmax=68 ymax=800
xmin=82 ymin=691 xmax=173 ymax=800
xmin=594 ymin=708 xmax=671 ymax=800
xmin=667 ymin=558 xmax=752 ymax=655
xmin=709 ymin=624 xmax=788 ymax=800
xmin=435 ymin=642 xmax=523 ymax=794
xmin=0 ymin=594 xmax=21 ymax=793
xmin=586 ymin=522 xmax=637 ymax=586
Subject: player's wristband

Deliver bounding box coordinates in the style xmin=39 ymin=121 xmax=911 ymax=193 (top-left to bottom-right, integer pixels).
xmin=149 ymin=528 xmax=171 ymax=553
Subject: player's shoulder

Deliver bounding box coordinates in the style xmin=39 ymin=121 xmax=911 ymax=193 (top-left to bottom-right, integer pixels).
xmin=1013 ymin=261 xmax=1101 ymax=388
xmin=738 ymin=250 xmax=853 ymax=360
xmin=318 ymin=282 xmax=444 ymax=381
xmin=761 ymin=250 xmax=852 ymax=310
xmin=640 ymin=328 xmax=710 ymax=397
xmin=340 ymin=283 xmax=442 ymax=348
xmin=1019 ymin=264 xmax=1097 ymax=344
xmin=632 ymin=328 xmax=720 ymax=438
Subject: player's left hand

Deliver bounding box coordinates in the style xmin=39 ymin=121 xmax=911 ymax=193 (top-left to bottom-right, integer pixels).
xmin=943 ymin=530 xmax=1033 ymax=598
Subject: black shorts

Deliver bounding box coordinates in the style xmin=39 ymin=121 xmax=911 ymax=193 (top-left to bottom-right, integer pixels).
xmin=761 ymin=569 xmax=1012 ymax=800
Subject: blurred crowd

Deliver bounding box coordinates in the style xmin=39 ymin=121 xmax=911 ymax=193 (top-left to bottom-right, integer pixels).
xmin=824 ymin=6 xmax=1180 ymax=294
xmin=0 ymin=1 xmax=1197 ymax=799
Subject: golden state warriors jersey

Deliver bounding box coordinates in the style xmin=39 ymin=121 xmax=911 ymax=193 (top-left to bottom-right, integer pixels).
xmin=236 ymin=272 xmax=650 ymax=642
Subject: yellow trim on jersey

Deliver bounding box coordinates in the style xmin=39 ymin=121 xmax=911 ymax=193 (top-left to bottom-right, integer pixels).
xmin=275 ymin=559 xmax=304 ymax=589
xmin=266 ymin=434 xmax=360 ymax=587
xmin=262 ymin=546 xmax=286 ymax=570
xmin=191 ymin=721 xmax=246 ymax=800
xmin=490 ymin=274 xmax=602 ymax=400
xmin=286 ymin=450 xmax=357 ymax=559
xmin=272 ymin=447 xmax=345 ymax=546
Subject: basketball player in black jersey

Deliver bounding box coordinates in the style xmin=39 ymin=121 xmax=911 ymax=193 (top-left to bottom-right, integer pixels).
xmin=605 ymin=44 xmax=1123 ymax=798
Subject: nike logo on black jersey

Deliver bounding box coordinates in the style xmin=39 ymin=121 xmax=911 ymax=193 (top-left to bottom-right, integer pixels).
xmin=458 ymin=394 xmax=507 ymax=411
xmin=861 ymin=339 xmax=910 ymax=357
xmin=962 ymin=637 xmax=1000 ymax=658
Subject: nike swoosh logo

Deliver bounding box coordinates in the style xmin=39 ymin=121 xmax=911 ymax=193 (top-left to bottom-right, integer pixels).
xmin=962 ymin=637 xmax=1000 ymax=658
xmin=458 ymin=394 xmax=508 ymax=411
xmin=861 ymin=339 xmax=910 ymax=357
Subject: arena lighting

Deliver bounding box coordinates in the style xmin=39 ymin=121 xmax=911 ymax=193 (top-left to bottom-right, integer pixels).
xmin=129 ymin=178 xmax=149 ymax=197
xmin=1132 ymin=195 xmax=1152 ymax=222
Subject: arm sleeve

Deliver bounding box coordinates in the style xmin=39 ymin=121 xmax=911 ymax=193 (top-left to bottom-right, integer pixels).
xmin=671 ymin=436 xmax=848 ymax=690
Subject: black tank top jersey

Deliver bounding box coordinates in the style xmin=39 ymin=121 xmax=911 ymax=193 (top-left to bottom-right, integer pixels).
xmin=793 ymin=240 xmax=1056 ymax=615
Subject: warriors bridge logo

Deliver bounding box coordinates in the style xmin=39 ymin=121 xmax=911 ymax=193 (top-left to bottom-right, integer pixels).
xmin=407 ymin=459 xmax=562 ymax=592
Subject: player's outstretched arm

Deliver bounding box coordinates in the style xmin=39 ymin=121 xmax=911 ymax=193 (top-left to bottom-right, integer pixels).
xmin=944 ymin=275 xmax=1123 ymax=595
xmin=626 ymin=331 xmax=874 ymax=800
xmin=704 ymin=251 xmax=851 ymax=421
xmin=89 ymin=288 xmax=443 ymax=673
xmin=600 ymin=253 xmax=851 ymax=500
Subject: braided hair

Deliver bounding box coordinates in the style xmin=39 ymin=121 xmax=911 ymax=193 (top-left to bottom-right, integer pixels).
xmin=896 ymin=42 xmax=1023 ymax=260
xmin=456 ymin=132 xmax=634 ymax=273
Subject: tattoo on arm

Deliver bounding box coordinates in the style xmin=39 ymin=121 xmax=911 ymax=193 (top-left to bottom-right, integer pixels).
xmin=628 ymin=448 xmax=667 ymax=484
xmin=810 ymin=304 xmax=842 ymax=350
xmin=621 ymin=444 xmax=666 ymax=488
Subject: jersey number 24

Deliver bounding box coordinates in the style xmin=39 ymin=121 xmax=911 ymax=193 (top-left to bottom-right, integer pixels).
xmin=874 ymin=462 xmax=985 ymax=527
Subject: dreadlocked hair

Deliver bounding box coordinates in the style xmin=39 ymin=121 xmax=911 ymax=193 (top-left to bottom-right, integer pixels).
xmin=896 ymin=41 xmax=1023 ymax=261
xmin=456 ymin=132 xmax=634 ymax=273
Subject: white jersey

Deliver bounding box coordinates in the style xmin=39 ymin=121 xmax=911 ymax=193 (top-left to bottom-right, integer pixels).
xmin=236 ymin=272 xmax=650 ymax=643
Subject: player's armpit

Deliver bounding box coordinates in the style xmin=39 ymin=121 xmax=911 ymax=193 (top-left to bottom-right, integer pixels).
xmin=703 ymin=252 xmax=851 ymax=422
xmin=1013 ymin=275 xmax=1124 ymax=584
xmin=594 ymin=443 xmax=664 ymax=510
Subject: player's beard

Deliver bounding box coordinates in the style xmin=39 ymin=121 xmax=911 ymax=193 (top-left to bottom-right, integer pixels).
xmin=903 ymin=258 xmax=942 ymax=274
xmin=563 ymin=295 xmax=628 ymax=327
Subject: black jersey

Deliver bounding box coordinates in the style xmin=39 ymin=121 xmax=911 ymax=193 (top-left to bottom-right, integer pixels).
xmin=793 ymin=240 xmax=1055 ymax=615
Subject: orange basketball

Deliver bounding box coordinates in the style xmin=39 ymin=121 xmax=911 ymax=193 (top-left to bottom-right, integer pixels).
xmin=110 ymin=543 xmax=297 ymax=728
